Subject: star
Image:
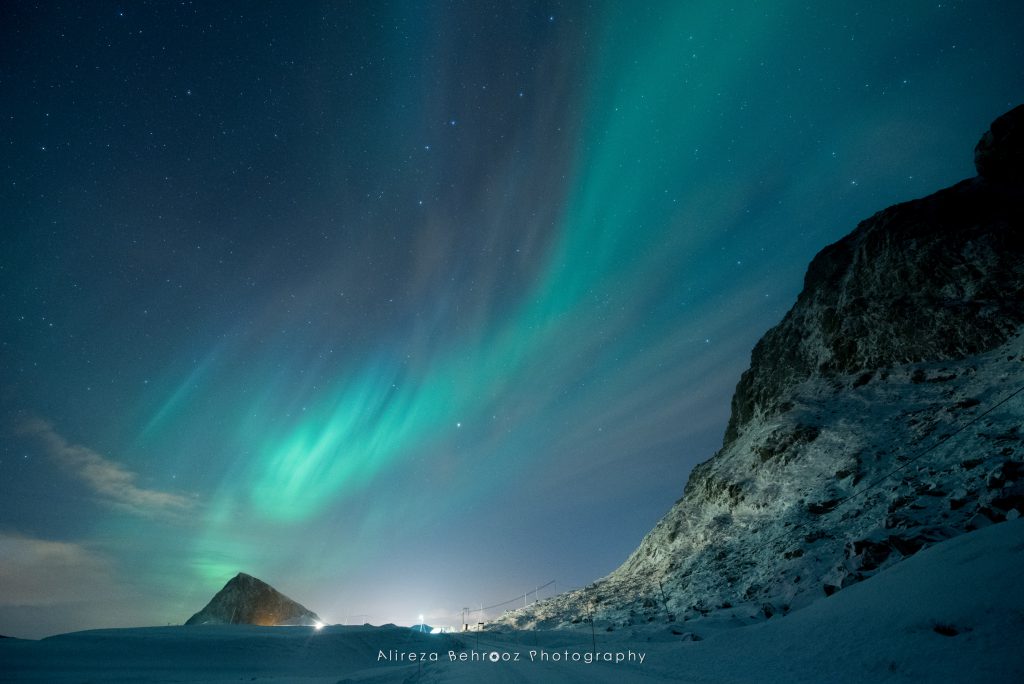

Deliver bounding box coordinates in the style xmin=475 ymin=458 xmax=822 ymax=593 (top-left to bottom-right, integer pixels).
xmin=2 ymin=0 xmax=1018 ymax=644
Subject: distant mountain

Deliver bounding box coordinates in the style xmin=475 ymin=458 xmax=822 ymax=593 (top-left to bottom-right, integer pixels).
xmin=185 ymin=572 xmax=321 ymax=626
xmin=502 ymin=104 xmax=1024 ymax=629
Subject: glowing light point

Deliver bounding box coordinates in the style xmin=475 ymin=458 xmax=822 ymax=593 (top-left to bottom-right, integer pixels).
xmin=314 ymin=621 xmax=325 ymax=630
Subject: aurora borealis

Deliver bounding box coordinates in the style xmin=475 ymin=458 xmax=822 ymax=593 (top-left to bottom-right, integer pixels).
xmin=2 ymin=1 xmax=1023 ymax=638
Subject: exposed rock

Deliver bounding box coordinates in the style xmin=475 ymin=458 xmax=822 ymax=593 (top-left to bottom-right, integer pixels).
xmin=725 ymin=116 xmax=1024 ymax=444
xmin=185 ymin=572 xmax=321 ymax=626
xmin=987 ymin=460 xmax=1024 ymax=489
xmin=991 ymin=484 xmax=1024 ymax=513
xmin=497 ymin=106 xmax=1024 ymax=631
xmin=975 ymin=104 xmax=1024 ymax=181
xmin=847 ymin=538 xmax=894 ymax=572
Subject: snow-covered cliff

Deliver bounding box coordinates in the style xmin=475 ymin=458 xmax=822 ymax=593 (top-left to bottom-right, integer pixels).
xmin=500 ymin=105 xmax=1024 ymax=629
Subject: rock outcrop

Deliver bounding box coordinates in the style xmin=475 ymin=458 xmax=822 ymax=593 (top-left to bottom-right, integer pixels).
xmin=975 ymin=103 xmax=1024 ymax=182
xmin=499 ymin=105 xmax=1024 ymax=630
xmin=725 ymin=106 xmax=1024 ymax=446
xmin=185 ymin=572 xmax=321 ymax=626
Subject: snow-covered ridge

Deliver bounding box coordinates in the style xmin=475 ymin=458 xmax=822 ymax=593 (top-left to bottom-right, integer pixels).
xmin=500 ymin=105 xmax=1024 ymax=630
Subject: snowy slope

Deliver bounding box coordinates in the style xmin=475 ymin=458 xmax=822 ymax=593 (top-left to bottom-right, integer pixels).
xmin=0 ymin=624 xmax=434 ymax=683
xmin=502 ymin=335 xmax=1024 ymax=630
xmin=499 ymin=105 xmax=1024 ymax=632
xmin=3 ymin=520 xmax=1023 ymax=682
xmin=640 ymin=516 xmax=1024 ymax=684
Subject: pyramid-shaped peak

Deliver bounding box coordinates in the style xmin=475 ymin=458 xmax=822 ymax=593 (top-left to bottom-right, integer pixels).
xmin=184 ymin=572 xmax=321 ymax=626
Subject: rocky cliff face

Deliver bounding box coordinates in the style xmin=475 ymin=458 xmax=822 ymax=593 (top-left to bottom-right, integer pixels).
xmin=185 ymin=572 xmax=321 ymax=626
xmin=725 ymin=105 xmax=1024 ymax=445
xmin=500 ymin=105 xmax=1024 ymax=630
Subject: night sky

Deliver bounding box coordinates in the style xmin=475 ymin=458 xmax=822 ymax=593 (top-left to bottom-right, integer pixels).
xmin=1 ymin=1 xmax=1022 ymax=638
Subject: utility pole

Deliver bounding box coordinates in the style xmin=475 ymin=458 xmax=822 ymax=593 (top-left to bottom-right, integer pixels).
xmin=587 ymin=597 xmax=596 ymax=657
xmin=657 ymin=580 xmax=674 ymax=622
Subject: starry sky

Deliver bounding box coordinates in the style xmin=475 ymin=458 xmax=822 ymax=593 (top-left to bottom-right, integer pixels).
xmin=1 ymin=1 xmax=1022 ymax=639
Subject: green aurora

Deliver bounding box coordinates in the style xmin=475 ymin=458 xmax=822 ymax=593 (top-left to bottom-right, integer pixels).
xmin=2 ymin=0 xmax=1022 ymax=635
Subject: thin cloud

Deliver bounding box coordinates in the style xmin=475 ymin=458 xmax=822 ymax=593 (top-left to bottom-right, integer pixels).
xmin=19 ymin=418 xmax=195 ymax=517
xmin=0 ymin=533 xmax=119 ymax=607
xmin=0 ymin=532 xmax=161 ymax=639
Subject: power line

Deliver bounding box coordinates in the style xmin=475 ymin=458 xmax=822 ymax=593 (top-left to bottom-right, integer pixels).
xmin=470 ymin=579 xmax=556 ymax=614
xmin=508 ymin=381 xmax=1024 ymax=619
xmin=671 ymin=381 xmax=1024 ymax=596
xmin=799 ymin=382 xmax=1024 ymax=525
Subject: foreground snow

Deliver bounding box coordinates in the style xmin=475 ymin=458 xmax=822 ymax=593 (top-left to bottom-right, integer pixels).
xmin=3 ymin=519 xmax=1023 ymax=682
